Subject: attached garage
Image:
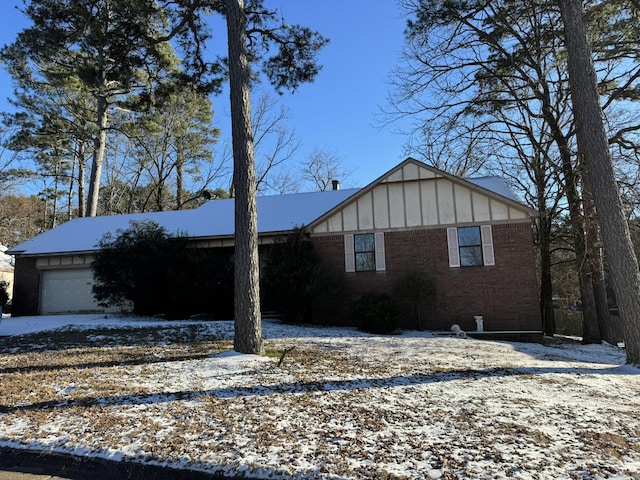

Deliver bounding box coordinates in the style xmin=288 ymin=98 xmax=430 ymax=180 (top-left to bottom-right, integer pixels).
xmin=40 ymin=268 xmax=99 ymax=314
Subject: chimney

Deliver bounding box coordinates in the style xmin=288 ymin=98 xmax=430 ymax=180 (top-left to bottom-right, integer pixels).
xmin=331 ymin=179 xmax=340 ymax=191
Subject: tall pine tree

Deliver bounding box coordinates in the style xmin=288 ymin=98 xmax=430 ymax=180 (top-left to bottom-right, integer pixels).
xmin=2 ymin=0 xmax=180 ymax=216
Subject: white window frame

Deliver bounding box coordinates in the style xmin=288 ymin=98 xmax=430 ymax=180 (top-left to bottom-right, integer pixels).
xmin=447 ymin=225 xmax=495 ymax=267
xmin=374 ymin=232 xmax=386 ymax=271
xmin=344 ymin=232 xmax=386 ymax=272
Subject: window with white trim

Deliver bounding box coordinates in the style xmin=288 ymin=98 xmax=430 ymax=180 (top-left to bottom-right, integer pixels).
xmin=355 ymin=233 xmax=375 ymax=271
xmin=447 ymin=225 xmax=495 ymax=267
xmin=345 ymin=232 xmax=386 ymax=272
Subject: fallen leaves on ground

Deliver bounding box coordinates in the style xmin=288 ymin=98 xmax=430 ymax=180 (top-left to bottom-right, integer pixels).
xmin=1 ymin=319 xmax=639 ymax=479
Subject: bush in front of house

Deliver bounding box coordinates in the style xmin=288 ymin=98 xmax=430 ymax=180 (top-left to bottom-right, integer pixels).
xmin=92 ymin=220 xmax=178 ymax=315
xmin=261 ymin=228 xmax=346 ymax=324
xmin=0 ymin=280 xmax=9 ymax=311
xmin=392 ymin=269 xmax=437 ymax=330
xmin=178 ymin=247 xmax=234 ymax=319
xmin=353 ymin=292 xmax=400 ymax=334
xmin=92 ymin=220 xmax=233 ymax=319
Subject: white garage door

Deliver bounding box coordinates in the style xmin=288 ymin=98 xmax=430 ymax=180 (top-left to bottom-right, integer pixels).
xmin=41 ymin=268 xmax=102 ymax=314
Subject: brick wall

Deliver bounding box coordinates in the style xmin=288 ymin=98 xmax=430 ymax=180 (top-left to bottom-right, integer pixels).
xmin=311 ymin=222 xmax=541 ymax=332
xmin=11 ymin=256 xmax=40 ymax=317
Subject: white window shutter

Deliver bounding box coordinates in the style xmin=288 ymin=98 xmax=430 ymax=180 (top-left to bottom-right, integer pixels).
xmin=375 ymin=232 xmax=386 ymax=271
xmin=481 ymin=225 xmax=495 ymax=266
xmin=447 ymin=227 xmax=460 ymax=268
xmin=344 ymin=234 xmax=355 ymax=272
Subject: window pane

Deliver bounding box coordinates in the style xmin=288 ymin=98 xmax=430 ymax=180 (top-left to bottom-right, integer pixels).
xmin=354 ymin=233 xmax=375 ymax=253
xmin=460 ymin=246 xmax=483 ymax=266
xmin=356 ymin=252 xmax=376 ymax=271
xmin=354 ymin=233 xmax=376 ymax=271
xmin=457 ymin=226 xmax=481 ymax=247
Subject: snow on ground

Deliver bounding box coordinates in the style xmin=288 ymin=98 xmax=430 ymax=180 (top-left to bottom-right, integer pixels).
xmin=0 ymin=313 xmax=204 ymax=335
xmin=0 ymin=314 xmax=639 ymax=479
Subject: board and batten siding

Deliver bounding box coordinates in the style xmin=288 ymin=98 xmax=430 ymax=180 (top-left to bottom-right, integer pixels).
xmin=311 ymin=163 xmax=529 ymax=234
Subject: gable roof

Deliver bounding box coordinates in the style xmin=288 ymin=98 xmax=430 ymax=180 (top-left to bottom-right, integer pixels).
xmin=8 ymin=188 xmax=360 ymax=256
xmin=309 ymin=158 xmax=536 ymax=234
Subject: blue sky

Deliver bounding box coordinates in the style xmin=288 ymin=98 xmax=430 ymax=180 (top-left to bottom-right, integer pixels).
xmin=0 ymin=1 xmax=412 ymax=190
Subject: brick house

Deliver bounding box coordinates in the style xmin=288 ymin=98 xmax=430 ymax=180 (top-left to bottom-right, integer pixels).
xmin=8 ymin=158 xmax=540 ymax=332
xmin=307 ymin=159 xmax=540 ymax=332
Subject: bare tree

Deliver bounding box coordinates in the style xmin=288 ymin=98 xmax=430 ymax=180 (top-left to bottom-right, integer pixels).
xmin=0 ymin=130 xmax=28 ymax=192
xmin=0 ymin=194 xmax=46 ymax=247
xmin=403 ymin=120 xmax=491 ymax=178
xmin=224 ymin=93 xmax=302 ymax=196
xmin=391 ymin=0 xmax=640 ymax=342
xmin=559 ymin=0 xmax=640 ymax=365
xmin=252 ymin=93 xmax=301 ymax=194
xmin=300 ymin=147 xmax=352 ymax=191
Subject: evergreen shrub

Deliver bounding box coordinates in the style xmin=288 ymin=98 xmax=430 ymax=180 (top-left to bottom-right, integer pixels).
xmin=261 ymin=228 xmax=346 ymax=324
xmin=92 ymin=220 xmax=233 ymax=319
xmin=353 ymin=292 xmax=400 ymax=334
xmin=0 ymin=280 xmax=9 ymax=310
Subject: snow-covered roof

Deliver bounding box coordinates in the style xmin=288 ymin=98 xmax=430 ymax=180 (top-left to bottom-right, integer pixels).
xmin=8 ymin=158 xmax=529 ymax=258
xmin=467 ymin=176 xmax=523 ymax=203
xmin=8 ymin=188 xmax=361 ymax=256
xmin=0 ymin=244 xmax=14 ymax=271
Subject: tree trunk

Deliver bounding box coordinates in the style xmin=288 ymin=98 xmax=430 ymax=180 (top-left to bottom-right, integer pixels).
xmin=537 ymin=211 xmax=556 ymax=336
xmin=559 ymin=0 xmax=640 ymax=364
xmin=226 ymin=0 xmax=262 ymax=354
xmin=544 ymin=113 xmax=600 ymax=343
xmin=77 ymin=140 xmax=86 ymax=218
xmin=584 ymin=186 xmax=617 ymax=344
xmin=68 ymin=144 xmax=76 ymax=221
xmin=87 ymin=96 xmax=108 ymax=217
xmin=176 ymin=153 xmax=184 ymax=210
xmin=51 ymin=162 xmax=59 ymax=229
xmin=578 ymin=243 xmax=601 ymax=344
xmin=560 ymin=160 xmax=600 ymax=344
xmin=539 ymin=74 xmax=600 ymax=342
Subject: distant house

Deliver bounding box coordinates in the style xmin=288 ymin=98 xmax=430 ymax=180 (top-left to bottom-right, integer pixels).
xmin=0 ymin=244 xmax=14 ymax=304
xmin=8 ymin=158 xmax=540 ymax=332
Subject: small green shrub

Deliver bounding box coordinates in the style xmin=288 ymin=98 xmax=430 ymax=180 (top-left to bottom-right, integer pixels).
xmin=354 ymin=293 xmax=400 ymax=334
xmin=392 ymin=269 xmax=436 ymax=330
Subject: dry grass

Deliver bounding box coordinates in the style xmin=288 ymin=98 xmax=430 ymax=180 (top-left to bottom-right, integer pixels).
xmin=1 ymin=323 xmax=639 ymax=479
xmin=0 ymin=326 xmax=231 ymax=411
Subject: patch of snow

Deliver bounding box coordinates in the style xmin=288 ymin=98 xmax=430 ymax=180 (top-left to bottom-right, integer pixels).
xmin=0 ymin=314 xmax=208 ymax=336
xmin=55 ymin=383 xmax=76 ymax=395
xmin=0 ymin=315 xmax=638 ymax=479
